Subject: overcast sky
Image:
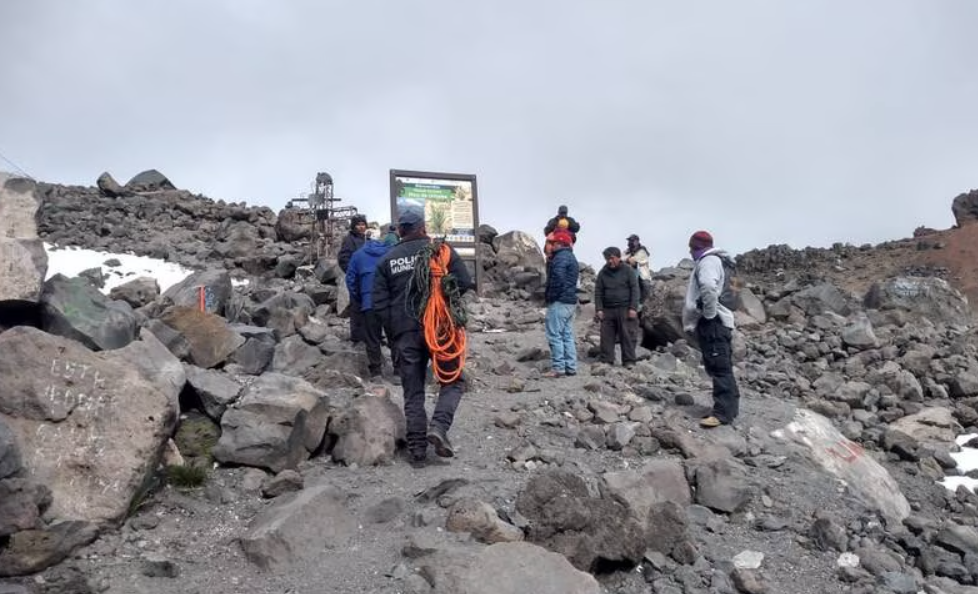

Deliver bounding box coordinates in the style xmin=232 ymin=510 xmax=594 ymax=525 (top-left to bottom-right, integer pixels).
xmin=3 ymin=1 xmax=977 ymax=267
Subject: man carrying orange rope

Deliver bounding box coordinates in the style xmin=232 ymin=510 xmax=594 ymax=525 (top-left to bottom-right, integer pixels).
xmin=373 ymin=207 xmax=474 ymax=469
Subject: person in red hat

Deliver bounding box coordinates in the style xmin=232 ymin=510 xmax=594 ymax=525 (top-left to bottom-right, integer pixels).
xmin=542 ymin=229 xmax=579 ymax=377
xmin=682 ymin=230 xmax=741 ymax=428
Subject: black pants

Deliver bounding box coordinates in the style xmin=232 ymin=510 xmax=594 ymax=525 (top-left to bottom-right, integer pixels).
xmin=349 ymin=297 xmax=365 ymax=343
xmin=395 ymin=330 xmax=464 ymax=456
xmin=695 ymin=317 xmax=741 ymax=423
xmin=599 ymin=306 xmax=638 ymax=365
xmin=364 ymin=310 xmax=384 ymax=376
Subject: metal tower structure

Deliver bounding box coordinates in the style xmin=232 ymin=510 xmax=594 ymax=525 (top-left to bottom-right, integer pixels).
xmin=286 ymin=172 xmax=359 ymax=258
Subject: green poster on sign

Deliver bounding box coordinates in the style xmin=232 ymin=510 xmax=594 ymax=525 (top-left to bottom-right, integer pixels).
xmin=390 ymin=172 xmax=478 ymax=243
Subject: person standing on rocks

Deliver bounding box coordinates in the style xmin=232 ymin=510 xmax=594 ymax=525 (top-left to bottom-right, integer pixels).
xmin=625 ymin=233 xmax=652 ymax=343
xmin=543 ymin=205 xmax=581 ymax=243
xmin=373 ymin=207 xmax=474 ymax=468
xmin=345 ymin=229 xmax=393 ymax=378
xmin=594 ymin=246 xmax=639 ymax=368
xmin=682 ymin=230 xmax=741 ymax=428
xmin=339 ymin=214 xmax=369 ymax=343
xmin=543 ymin=229 xmax=579 ymax=377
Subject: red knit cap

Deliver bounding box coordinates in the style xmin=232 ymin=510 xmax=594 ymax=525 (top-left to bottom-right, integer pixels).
xmin=689 ymin=230 xmax=714 ymax=249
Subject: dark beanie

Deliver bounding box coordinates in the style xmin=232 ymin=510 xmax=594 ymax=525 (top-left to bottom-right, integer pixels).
xmin=689 ymin=230 xmax=714 ymax=250
xmin=558 ymin=205 xmax=568 ymax=215
xmin=602 ymin=246 xmax=621 ymax=259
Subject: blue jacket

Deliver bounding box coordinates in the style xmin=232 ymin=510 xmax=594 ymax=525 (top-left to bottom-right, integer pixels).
xmin=545 ymin=247 xmax=579 ymax=305
xmin=345 ymin=240 xmax=391 ymax=310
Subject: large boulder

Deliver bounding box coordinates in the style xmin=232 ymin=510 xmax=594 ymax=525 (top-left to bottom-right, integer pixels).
xmin=484 ymin=231 xmax=547 ymax=297
xmin=329 ymin=396 xmax=406 ymax=466
xmin=275 ymin=208 xmax=313 ymax=242
xmin=0 ymin=327 xmax=177 ymax=525
xmin=0 ymin=174 xmax=48 ymax=303
xmin=515 ymin=469 xmax=672 ymax=571
xmin=773 ymin=409 xmax=911 ymax=522
xmin=864 ymin=277 xmax=970 ymax=327
xmin=212 ymin=373 xmax=330 ymax=472
xmin=952 ymin=189 xmax=978 ymax=227
xmin=239 ymin=484 xmax=357 ymax=571
xmin=158 ymin=306 xmax=245 ymax=368
xmin=789 ymin=282 xmax=851 ymax=317
xmin=95 ymin=172 xmax=127 ymax=198
xmin=40 ymin=274 xmax=138 ymax=351
xmin=160 ymin=269 xmax=233 ymax=316
xmin=425 ymin=542 xmax=601 ymax=594
xmin=124 ymin=169 xmax=176 ymax=192
xmin=641 ymin=266 xmax=692 ymax=347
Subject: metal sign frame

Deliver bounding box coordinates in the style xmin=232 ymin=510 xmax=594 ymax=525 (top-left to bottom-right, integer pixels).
xmin=389 ymin=169 xmax=482 ymax=293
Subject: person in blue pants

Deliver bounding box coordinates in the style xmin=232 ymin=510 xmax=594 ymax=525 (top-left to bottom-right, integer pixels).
xmin=543 ymin=229 xmax=579 ymax=377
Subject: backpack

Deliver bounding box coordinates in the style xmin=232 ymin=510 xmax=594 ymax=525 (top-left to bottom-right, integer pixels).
xmin=701 ymin=253 xmax=741 ymax=310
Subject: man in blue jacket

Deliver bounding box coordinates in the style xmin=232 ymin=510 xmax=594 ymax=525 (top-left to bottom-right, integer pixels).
xmin=543 ymin=229 xmax=579 ymax=377
xmin=345 ymin=229 xmax=393 ymax=377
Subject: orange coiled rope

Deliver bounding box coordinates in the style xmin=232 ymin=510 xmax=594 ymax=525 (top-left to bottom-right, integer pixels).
xmin=422 ymin=242 xmax=467 ymax=384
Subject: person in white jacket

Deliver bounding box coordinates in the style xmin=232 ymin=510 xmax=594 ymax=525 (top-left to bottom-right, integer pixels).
xmin=682 ymin=230 xmax=741 ymax=428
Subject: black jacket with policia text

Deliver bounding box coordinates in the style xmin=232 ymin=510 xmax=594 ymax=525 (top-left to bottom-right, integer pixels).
xmin=372 ymin=237 xmax=474 ymax=338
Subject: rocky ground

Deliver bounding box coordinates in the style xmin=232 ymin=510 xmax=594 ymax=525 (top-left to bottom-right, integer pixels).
xmin=33 ymin=322 xmax=860 ymax=594
xmin=4 ymin=173 xmax=978 ymax=594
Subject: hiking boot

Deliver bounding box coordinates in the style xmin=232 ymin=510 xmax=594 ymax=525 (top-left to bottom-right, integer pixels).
xmin=409 ymin=451 xmax=427 ymax=469
xmin=565 ymin=370 xmax=577 ymax=377
xmin=699 ymin=416 xmax=723 ymax=429
xmin=427 ymin=425 xmax=455 ymax=458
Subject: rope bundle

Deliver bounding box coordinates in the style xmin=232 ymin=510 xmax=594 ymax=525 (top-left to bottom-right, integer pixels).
xmin=410 ymin=239 xmax=468 ymax=383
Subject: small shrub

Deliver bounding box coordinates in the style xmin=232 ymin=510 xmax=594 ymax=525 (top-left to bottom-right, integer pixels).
xmin=165 ymin=464 xmax=208 ymax=489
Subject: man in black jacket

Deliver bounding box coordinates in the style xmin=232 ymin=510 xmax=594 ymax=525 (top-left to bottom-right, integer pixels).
xmin=338 ymin=214 xmax=368 ymax=343
xmin=594 ymin=246 xmax=639 ymax=367
xmin=543 ymin=205 xmax=581 ymax=243
xmin=373 ymin=207 xmax=473 ymax=468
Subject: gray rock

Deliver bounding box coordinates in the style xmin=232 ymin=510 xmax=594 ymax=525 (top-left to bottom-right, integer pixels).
xmin=0 ymin=174 xmax=47 ymax=303
xmin=125 ymin=169 xmax=176 ymax=192
xmin=841 ymin=314 xmax=878 ymax=350
xmin=158 ymin=306 xmax=245 ymax=368
xmin=271 ymin=335 xmax=322 ymax=375
xmin=515 ymin=469 xmax=655 ymax=572
xmin=231 ymin=336 xmax=275 ymax=375
xmin=0 ymin=478 xmax=51 ymax=537
xmin=426 ymin=542 xmax=601 ymax=594
xmin=40 ymin=274 xmax=138 ymax=351
xmin=446 ymin=498 xmax=524 ymax=544
xmin=260 ymin=469 xmax=303 ymax=498
xmin=161 ymin=269 xmax=232 ymax=316
xmin=212 ymin=372 xmax=329 ymax=472
xmin=103 ymin=328 xmax=187 ymax=412
xmin=0 ymin=521 xmax=98 ymax=577
xmin=864 ymin=276 xmax=970 ymax=327
xmin=95 ymin=171 xmax=127 ymax=197
xmin=108 ymin=276 xmax=160 ymax=308
xmin=790 ymin=283 xmax=851 ymax=316
xmin=329 ymin=396 xmax=405 ymax=467
xmin=240 ymin=484 xmax=356 ymax=571
xmin=184 ymin=365 xmax=242 ymax=419
xmin=0 ymin=327 xmax=176 ymax=526
xmin=692 ymin=458 xmax=753 ymax=513
xmin=0 ymin=418 xmax=22 ymax=480
xmin=936 ymin=523 xmax=978 ymax=556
